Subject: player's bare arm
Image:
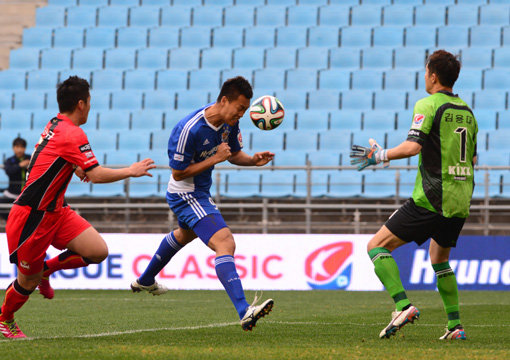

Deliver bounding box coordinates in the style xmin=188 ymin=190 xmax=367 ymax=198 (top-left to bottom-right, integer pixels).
xmin=229 ymin=150 xmax=275 ymax=166
xmin=386 ymin=141 xmax=422 ymax=160
xmin=86 ymin=158 xmax=156 ymax=183
xmin=172 ymin=143 xmax=231 ymax=181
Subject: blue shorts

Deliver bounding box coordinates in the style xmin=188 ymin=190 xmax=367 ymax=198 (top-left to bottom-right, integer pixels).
xmin=166 ymin=191 xmax=227 ymax=244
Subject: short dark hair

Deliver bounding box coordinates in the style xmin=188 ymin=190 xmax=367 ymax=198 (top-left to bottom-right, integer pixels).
xmin=216 ymin=76 xmax=253 ymax=102
xmin=12 ymin=137 xmax=27 ymax=148
xmin=426 ymin=50 xmax=461 ymax=88
xmin=56 ymin=76 xmax=90 ymax=113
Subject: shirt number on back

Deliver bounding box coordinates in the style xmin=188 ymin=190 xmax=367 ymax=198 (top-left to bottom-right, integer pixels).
xmin=454 ymin=127 xmax=467 ymax=163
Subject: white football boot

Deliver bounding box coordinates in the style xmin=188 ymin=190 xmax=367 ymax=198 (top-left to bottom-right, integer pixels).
xmin=240 ymin=293 xmax=274 ymax=331
xmin=439 ymin=325 xmax=466 ymax=340
xmin=130 ymin=279 xmax=168 ymax=296
xmin=379 ymin=305 xmax=420 ymax=339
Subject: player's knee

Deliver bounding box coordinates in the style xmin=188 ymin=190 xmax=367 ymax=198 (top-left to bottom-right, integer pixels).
xmin=87 ymin=247 xmax=108 ymax=264
xmin=211 ymin=231 xmax=236 ymax=255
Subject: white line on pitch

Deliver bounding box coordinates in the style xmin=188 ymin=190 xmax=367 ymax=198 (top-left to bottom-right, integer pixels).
xmin=267 ymin=321 xmax=510 ymax=328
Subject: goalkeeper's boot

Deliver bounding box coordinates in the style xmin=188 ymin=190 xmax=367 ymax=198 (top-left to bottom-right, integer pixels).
xmin=0 ymin=319 xmax=26 ymax=339
xmin=439 ymin=324 xmax=466 ymax=340
xmin=240 ymin=294 xmax=274 ymax=331
xmin=130 ymin=279 xmax=168 ymax=296
xmin=38 ymin=277 xmax=54 ymax=300
xmin=379 ymin=305 xmax=420 ymax=339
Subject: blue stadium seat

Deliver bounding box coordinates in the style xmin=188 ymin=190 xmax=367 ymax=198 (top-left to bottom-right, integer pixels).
xmin=483 ymin=69 xmax=510 ymax=90
xmin=137 ymin=48 xmax=169 ymax=69
xmin=437 ymin=26 xmax=469 ymax=47
xmin=276 ymin=26 xmax=307 ymax=48
xmin=340 ymin=26 xmax=372 ymax=47
xmin=255 ymin=6 xmax=287 ymax=26
xmin=176 ymin=90 xmax=210 ymax=110
xmin=473 ymin=90 xmax=507 ymax=110
xmin=66 ymin=181 xmax=92 ymax=197
xmin=67 ymin=6 xmax=97 ymax=28
xmin=130 ymin=6 xmax=161 ymax=27
xmin=47 ymin=0 xmax=77 ymax=5
xmin=192 ymin=6 xmax=224 ymax=27
xmin=104 ymin=151 xmax=138 ymax=166
xmin=104 ymin=49 xmax=137 ymax=69
xmin=407 ymin=90 xmax=428 ymax=109
xmin=470 ymin=26 xmax=502 ymax=47
xmin=189 ymin=69 xmax=221 ymax=90
xmin=174 ymin=0 xmax=202 ymax=5
xmin=200 ymin=48 xmax=232 ymax=69
xmin=212 ymin=26 xmax=244 ymax=48
xmin=91 ymin=70 xmax=123 ymax=90
xmin=53 ymin=27 xmax=84 ymax=48
xmin=272 ymin=152 xmax=306 ymax=166
xmin=91 ymin=182 xmax=125 ymax=197
xmin=89 ymin=90 xmax=111 ymax=110
xmin=111 ymin=90 xmax=143 ymax=110
xmin=474 ymin=109 xmax=497 ymax=131
xmin=415 ymin=5 xmax=446 ymax=26
xmin=318 ymin=5 xmax=350 ymax=26
xmin=85 ymin=27 xmax=115 ymax=48
xmin=330 ymin=110 xmax=362 ymax=131
xmin=131 ymin=110 xmax=165 ymax=130
xmin=59 ymin=69 xmax=91 ymax=83
xmin=487 ymin=131 xmax=510 ymax=150
xmin=351 ymin=5 xmax=382 ymax=26
xmin=373 ymin=90 xmax=407 ymax=110
xmin=326 ymin=172 xmax=362 ymax=197
xmin=0 ymin=91 xmax=13 ymax=110
xmin=72 ymin=48 xmax=103 ymax=70
xmin=287 ymin=5 xmax=319 ymax=26
xmin=480 ymin=5 xmax=510 ymax=26
xmin=306 ymin=152 xmax=341 ymax=166
xmin=341 ymin=90 xmax=373 ymax=110
xmin=447 ymin=5 xmax=479 ymax=26
xmin=221 ymin=69 xmax=253 ymax=84
xmin=26 ymin=70 xmax=58 ymax=90
xmin=156 ymin=70 xmax=188 ymax=90
xmin=363 ymin=171 xmax=397 ymax=198
xmin=244 ymin=26 xmax=276 ymax=47
xmin=372 ymin=26 xmax=404 ymax=47
xmin=455 ymin=69 xmax=483 ymax=91
xmin=110 ymin=0 xmax=138 ymax=5
xmin=0 ymin=110 xmax=31 ymax=131
xmin=286 ymin=69 xmax=317 ymax=90
xmin=382 ymin=5 xmax=414 ymax=26
xmin=460 ymin=47 xmax=492 ymax=69
xmin=296 ymin=47 xmax=329 ymax=68
xmin=296 ymin=110 xmax=328 ymax=130
xmin=180 ymin=27 xmax=212 ymax=48
xmin=329 ymin=48 xmax=360 ymax=69
xmin=125 ymin=70 xmax=156 ymax=90
xmin=169 ymin=48 xmax=200 ymax=69
xmin=232 ymin=48 xmax=264 ymax=69
xmin=13 ymin=91 xmax=45 ymax=110
xmin=148 ymin=27 xmax=179 ymax=48
xmin=144 ymin=90 xmax=175 ymax=110
xmin=224 ymin=6 xmax=255 ymax=27
xmin=253 ymin=69 xmax=285 ymax=90
xmin=384 ymin=129 xmax=408 ymax=148
xmin=308 ymin=26 xmax=340 ymax=47
xmin=384 ymin=70 xmax=416 ymax=90
xmin=504 ymin=26 xmax=510 ymax=47
xmin=362 ymin=110 xmax=396 ymax=131
xmin=318 ymin=69 xmax=350 ymax=90
xmin=236 ymin=0 xmax=265 ymax=5
xmin=118 ymin=131 xmax=151 ymax=151
xmin=308 ymin=90 xmax=340 ymax=110
xmin=274 ymin=90 xmax=307 ymax=110
xmin=36 ymin=6 xmax=65 ymax=27
xmin=362 ymin=48 xmax=393 ymax=69
xmin=351 ymin=70 xmax=383 ymax=90
xmin=222 ymin=170 xmax=262 ymax=198
xmin=493 ymin=47 xmax=510 ymax=68
xmin=22 ymin=27 xmax=52 ymax=48
xmin=9 ymin=48 xmax=39 ymax=70
xmin=117 ymin=27 xmax=148 ymax=48
xmin=128 ymin=177 xmax=160 ymax=197
xmin=98 ymin=6 xmax=128 ymax=27
xmin=405 ymin=26 xmax=436 ymax=47
xmin=0 ymin=70 xmax=26 ymax=91
xmin=260 ymin=171 xmax=300 ymax=198
xmin=265 ymin=48 xmax=296 ymax=69
xmin=300 ymin=0 xmax=329 ymax=4
xmin=40 ymin=48 xmax=72 ymax=70
xmin=285 ymin=131 xmax=318 ymax=151
xmin=97 ymin=110 xmax=130 ymax=131
xmin=161 ymin=6 xmax=192 ymax=27
xmin=251 ymin=131 xmax=284 ymax=152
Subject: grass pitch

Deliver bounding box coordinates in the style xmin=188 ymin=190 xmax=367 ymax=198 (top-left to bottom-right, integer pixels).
xmin=0 ymin=290 xmax=508 ymax=359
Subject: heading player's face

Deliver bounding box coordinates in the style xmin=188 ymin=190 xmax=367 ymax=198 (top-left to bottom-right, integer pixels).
xmin=222 ymin=95 xmax=250 ymax=126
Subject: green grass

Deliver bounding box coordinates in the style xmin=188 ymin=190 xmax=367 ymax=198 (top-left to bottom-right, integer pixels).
xmin=0 ymin=290 xmax=508 ymax=359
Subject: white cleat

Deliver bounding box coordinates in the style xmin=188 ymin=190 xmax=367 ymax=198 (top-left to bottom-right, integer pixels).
xmin=379 ymin=305 xmax=420 ymax=339
xmin=439 ymin=325 xmax=466 ymax=340
xmin=240 ymin=293 xmax=274 ymax=331
xmin=130 ymin=279 xmax=168 ymax=296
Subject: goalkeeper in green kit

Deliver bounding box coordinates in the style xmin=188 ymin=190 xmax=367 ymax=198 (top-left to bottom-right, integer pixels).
xmin=351 ymin=50 xmax=477 ymax=340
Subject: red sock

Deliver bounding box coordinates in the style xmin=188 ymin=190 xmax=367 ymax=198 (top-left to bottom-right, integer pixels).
xmin=43 ymin=250 xmax=90 ymax=278
xmin=0 ymin=280 xmax=32 ymax=322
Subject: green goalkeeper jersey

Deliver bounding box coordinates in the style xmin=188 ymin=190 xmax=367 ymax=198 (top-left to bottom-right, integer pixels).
xmin=406 ymin=90 xmax=478 ymax=218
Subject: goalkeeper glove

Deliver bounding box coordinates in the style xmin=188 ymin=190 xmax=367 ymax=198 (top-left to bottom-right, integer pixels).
xmin=350 ymin=138 xmax=389 ymax=171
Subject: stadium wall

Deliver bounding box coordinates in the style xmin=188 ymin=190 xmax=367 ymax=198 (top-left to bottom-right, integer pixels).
xmin=0 ymin=234 xmax=508 ymax=291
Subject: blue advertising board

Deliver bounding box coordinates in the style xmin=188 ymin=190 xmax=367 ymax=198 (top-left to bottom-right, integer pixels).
xmin=392 ymin=236 xmax=510 ymax=291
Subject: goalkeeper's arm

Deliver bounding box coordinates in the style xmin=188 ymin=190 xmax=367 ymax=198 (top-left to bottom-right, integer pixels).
xmin=386 ymin=140 xmax=422 ymax=160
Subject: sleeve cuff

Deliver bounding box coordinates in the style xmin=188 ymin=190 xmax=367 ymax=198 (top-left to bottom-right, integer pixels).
xmin=83 ymin=163 xmax=99 ymax=172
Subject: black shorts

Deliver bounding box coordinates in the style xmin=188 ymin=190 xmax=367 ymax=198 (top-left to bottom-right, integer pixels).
xmin=385 ymin=199 xmax=466 ymax=248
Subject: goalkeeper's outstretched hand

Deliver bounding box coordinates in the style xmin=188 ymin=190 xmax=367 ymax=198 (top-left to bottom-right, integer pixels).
xmin=350 ymin=138 xmax=389 ymax=171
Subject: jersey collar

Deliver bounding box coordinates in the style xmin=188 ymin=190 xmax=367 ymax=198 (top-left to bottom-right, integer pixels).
xmin=57 ymin=113 xmax=76 ymax=125
xmin=202 ymin=105 xmax=224 ymax=132
xmin=437 ymin=90 xmax=458 ymax=97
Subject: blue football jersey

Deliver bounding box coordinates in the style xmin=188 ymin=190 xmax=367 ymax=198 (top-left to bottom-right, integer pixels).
xmin=167 ymin=103 xmax=243 ymax=193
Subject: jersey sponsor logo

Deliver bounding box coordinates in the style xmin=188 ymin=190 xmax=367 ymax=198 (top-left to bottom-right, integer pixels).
xmin=408 ymin=129 xmax=421 ymax=137
xmin=84 ymin=151 xmax=94 ymax=159
xmin=411 ymin=114 xmax=425 ymax=129
xmin=20 ymin=261 xmax=30 ymax=270
xmin=42 ymin=130 xmax=55 ymax=141
xmin=173 ymin=154 xmax=184 ymax=162
xmin=449 ymin=164 xmax=471 ymax=178
xmin=199 ymin=145 xmax=219 ymax=159
xmin=304 ymin=241 xmax=353 ymax=290
xmin=238 ymin=130 xmax=243 ymax=148
xmin=221 ymin=128 xmax=230 ymax=143
xmin=79 ymin=143 xmax=92 ymax=153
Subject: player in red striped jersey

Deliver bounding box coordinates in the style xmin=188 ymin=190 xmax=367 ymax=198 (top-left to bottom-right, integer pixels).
xmin=0 ymin=76 xmax=155 ymax=338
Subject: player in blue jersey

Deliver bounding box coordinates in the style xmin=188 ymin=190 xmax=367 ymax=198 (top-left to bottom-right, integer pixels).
xmin=131 ymin=77 xmax=275 ymax=331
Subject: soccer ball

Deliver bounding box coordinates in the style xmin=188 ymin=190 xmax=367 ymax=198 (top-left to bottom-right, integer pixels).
xmin=249 ymin=95 xmax=285 ymax=130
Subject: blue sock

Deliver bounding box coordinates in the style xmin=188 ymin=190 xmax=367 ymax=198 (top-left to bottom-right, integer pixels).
xmin=215 ymin=255 xmax=250 ymax=319
xmin=138 ymin=232 xmax=182 ymax=286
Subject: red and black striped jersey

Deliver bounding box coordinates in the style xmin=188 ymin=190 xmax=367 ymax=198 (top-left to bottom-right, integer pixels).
xmin=15 ymin=114 xmax=99 ymax=212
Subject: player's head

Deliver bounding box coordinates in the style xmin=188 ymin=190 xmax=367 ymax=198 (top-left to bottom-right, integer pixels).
xmin=12 ymin=137 xmax=27 ymax=157
xmin=57 ymin=76 xmax=91 ymax=124
xmin=425 ymin=50 xmax=461 ymax=94
xmin=216 ymin=76 xmax=253 ymax=126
